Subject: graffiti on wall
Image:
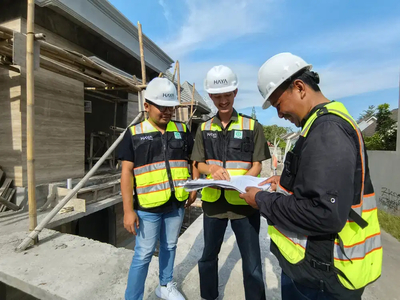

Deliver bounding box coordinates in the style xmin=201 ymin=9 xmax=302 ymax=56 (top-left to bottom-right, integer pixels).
xmin=379 ymin=187 xmax=400 ymax=211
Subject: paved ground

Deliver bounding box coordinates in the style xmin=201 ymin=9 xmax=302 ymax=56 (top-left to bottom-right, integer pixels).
xmin=0 ymin=210 xmax=398 ymax=299
xmin=144 ymin=214 xmax=399 ymax=300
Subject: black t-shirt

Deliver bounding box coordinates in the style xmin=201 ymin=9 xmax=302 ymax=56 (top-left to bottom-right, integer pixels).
xmin=118 ymin=126 xmax=194 ymax=213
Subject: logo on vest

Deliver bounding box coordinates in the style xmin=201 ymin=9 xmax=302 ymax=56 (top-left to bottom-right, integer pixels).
xmin=174 ymin=132 xmax=182 ymax=139
xmin=140 ymin=135 xmax=153 ymax=141
xmin=163 ymin=93 xmax=174 ymax=98
xmin=234 ymin=131 xmax=243 ymax=139
xmin=207 ymin=132 xmax=218 ymax=139
xmin=213 ymin=79 xmax=228 ymax=85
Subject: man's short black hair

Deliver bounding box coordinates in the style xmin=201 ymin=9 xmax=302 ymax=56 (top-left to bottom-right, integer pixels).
xmin=283 ymin=69 xmax=321 ymax=92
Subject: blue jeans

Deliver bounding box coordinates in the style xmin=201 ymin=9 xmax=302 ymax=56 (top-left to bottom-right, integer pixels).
xmin=125 ymin=205 xmax=185 ymax=300
xmin=281 ymin=272 xmax=337 ymax=300
xmin=198 ymin=212 xmax=266 ymax=300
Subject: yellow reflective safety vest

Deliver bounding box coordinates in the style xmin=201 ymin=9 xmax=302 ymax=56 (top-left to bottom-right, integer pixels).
xmin=200 ymin=114 xmax=256 ymax=205
xmin=269 ymin=101 xmax=382 ymax=293
xmin=130 ymin=119 xmax=190 ymax=208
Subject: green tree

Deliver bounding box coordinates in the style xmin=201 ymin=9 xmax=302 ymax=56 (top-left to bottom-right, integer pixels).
xmin=251 ymin=106 xmax=257 ymax=120
xmin=364 ymin=103 xmax=397 ymax=151
xmin=357 ymin=105 xmax=377 ymax=123
xmin=263 ymin=125 xmax=292 ymax=150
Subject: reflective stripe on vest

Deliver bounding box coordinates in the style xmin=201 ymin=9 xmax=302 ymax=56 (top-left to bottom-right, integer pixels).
xmin=201 ymin=115 xmax=255 ymax=205
xmin=269 ymin=101 xmax=382 ymax=290
xmin=131 ymin=120 xmax=189 ymax=208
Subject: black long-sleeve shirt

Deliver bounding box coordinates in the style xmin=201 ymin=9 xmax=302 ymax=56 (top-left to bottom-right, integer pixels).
xmin=256 ymin=114 xmax=358 ymax=236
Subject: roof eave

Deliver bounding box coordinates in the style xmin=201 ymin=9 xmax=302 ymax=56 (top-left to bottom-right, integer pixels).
xmin=35 ymin=0 xmax=174 ymax=73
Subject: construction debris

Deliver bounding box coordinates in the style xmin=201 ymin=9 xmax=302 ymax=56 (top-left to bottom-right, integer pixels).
xmin=0 ymin=167 xmax=18 ymax=212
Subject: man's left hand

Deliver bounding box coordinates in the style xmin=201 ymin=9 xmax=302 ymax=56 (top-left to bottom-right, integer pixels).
xmin=239 ymin=187 xmax=262 ymax=209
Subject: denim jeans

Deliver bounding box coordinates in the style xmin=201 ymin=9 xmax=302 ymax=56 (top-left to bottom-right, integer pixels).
xmin=125 ymin=205 xmax=185 ymax=300
xmin=281 ymin=272 xmax=338 ymax=300
xmin=198 ymin=212 xmax=266 ymax=300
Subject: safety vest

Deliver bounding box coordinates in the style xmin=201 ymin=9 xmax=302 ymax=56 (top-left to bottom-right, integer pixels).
xmin=130 ymin=119 xmax=190 ymax=208
xmin=269 ymin=101 xmax=382 ymax=291
xmin=200 ymin=114 xmax=255 ymax=205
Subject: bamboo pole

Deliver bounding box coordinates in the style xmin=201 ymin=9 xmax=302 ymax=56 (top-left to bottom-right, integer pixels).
xmin=38 ymin=41 xmax=141 ymax=91
xmin=26 ymin=0 xmax=37 ymax=240
xmin=137 ymin=21 xmax=148 ymax=119
xmin=0 ymin=25 xmax=143 ymax=92
xmin=16 ymin=112 xmax=144 ymax=252
xmin=176 ymin=61 xmax=182 ymax=121
xmin=137 ymin=21 xmax=146 ymax=85
xmin=177 ymin=61 xmax=181 ymax=104
xmin=41 ymin=57 xmax=106 ymax=87
xmin=0 ymin=63 xmax=20 ymax=73
xmin=171 ymin=62 xmax=177 ymax=82
xmin=189 ymin=83 xmax=195 ymax=129
xmin=0 ymin=25 xmax=13 ymax=36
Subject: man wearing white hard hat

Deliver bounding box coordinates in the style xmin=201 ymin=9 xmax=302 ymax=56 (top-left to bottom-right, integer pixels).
xmin=191 ymin=66 xmax=270 ymax=300
xmin=119 ymin=77 xmax=197 ymax=300
xmin=240 ymin=53 xmax=382 ymax=300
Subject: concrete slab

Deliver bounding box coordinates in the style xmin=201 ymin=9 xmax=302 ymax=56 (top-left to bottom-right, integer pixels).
xmin=0 ymin=195 xmax=122 ymax=237
xmin=0 ymin=229 xmax=145 ymax=300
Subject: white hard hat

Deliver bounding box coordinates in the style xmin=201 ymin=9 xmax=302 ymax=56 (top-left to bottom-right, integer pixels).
xmin=257 ymin=53 xmax=312 ymax=109
xmin=204 ymin=65 xmax=239 ymax=94
xmin=144 ymin=77 xmax=179 ymax=107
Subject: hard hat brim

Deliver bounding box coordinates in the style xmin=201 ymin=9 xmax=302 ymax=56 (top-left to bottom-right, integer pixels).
xmin=261 ymin=64 xmax=312 ymax=110
xmin=205 ymin=85 xmax=238 ymax=95
xmin=146 ymin=98 xmax=180 ymax=107
xmin=262 ymin=100 xmax=272 ymax=110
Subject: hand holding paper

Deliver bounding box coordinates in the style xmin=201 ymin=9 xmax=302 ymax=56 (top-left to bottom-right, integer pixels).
xmin=183 ymin=175 xmax=271 ymax=194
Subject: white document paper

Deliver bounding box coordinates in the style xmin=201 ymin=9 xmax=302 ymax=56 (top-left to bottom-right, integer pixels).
xmin=183 ymin=175 xmax=271 ymax=194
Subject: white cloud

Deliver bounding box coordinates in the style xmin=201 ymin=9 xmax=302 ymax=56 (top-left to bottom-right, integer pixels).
xmin=160 ymin=0 xmax=275 ymax=58
xmin=160 ymin=1 xmax=400 ymax=114
xmin=158 ymin=0 xmax=171 ymax=23
xmin=317 ymin=60 xmax=400 ymax=100
xmin=300 ymin=18 xmax=400 ymax=55
xmin=177 ymin=58 xmax=400 ymax=114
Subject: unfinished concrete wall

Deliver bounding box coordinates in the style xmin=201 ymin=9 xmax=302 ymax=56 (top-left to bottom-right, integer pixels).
xmin=367 ymin=91 xmax=400 ymax=216
xmin=127 ymin=93 xmax=140 ymax=126
xmin=368 ymin=151 xmax=400 ymax=216
xmin=0 ymin=68 xmax=24 ymax=186
xmin=0 ymin=20 xmax=24 ymax=185
xmin=20 ymin=68 xmax=85 ymax=185
xmin=0 ymin=18 xmax=86 ymax=186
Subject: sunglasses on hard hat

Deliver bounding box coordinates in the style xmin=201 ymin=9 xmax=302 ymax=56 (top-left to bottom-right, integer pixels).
xmin=147 ymin=100 xmax=175 ymax=113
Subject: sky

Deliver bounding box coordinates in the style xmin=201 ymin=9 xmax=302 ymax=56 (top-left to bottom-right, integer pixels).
xmin=109 ymin=0 xmax=400 ymax=129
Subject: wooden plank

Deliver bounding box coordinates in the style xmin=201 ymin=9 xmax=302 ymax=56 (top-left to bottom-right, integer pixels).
xmin=0 ymin=196 xmax=19 ymax=211
xmin=56 ymin=187 xmax=86 ymax=214
xmin=0 ymin=178 xmax=12 ymax=196
xmin=0 ymin=168 xmax=4 ymax=186
xmin=6 ymin=188 xmax=15 ymax=202
xmin=58 ymin=198 xmax=86 ymax=214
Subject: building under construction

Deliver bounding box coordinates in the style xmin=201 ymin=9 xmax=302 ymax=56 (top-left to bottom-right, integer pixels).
xmin=0 ymin=1 xmax=210 ymax=295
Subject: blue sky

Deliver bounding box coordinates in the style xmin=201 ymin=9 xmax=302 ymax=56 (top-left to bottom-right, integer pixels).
xmin=109 ymin=0 xmax=400 ymax=129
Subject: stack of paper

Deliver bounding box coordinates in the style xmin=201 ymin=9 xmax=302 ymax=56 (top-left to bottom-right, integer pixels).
xmin=182 ymin=175 xmax=271 ymax=194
